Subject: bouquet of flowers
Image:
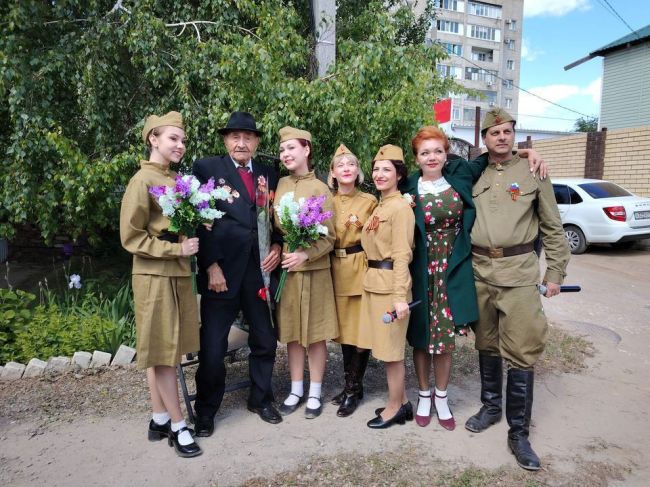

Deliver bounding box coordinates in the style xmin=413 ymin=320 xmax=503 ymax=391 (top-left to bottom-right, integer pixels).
xmin=149 ymin=174 xmax=233 ymax=293
xmin=255 ymin=175 xmax=275 ymax=310
xmin=274 ymin=192 xmax=332 ymax=302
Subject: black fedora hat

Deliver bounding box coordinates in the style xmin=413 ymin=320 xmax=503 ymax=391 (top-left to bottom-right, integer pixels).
xmin=218 ymin=111 xmax=262 ymax=136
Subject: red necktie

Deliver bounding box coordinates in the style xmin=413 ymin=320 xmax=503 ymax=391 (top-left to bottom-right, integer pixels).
xmin=237 ymin=166 xmax=254 ymax=200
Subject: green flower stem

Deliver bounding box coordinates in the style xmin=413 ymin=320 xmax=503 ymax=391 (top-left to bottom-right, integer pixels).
xmin=274 ymin=244 xmax=296 ymax=303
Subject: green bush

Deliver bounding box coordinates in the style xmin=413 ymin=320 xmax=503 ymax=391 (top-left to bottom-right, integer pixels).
xmin=0 ymin=288 xmax=36 ymax=364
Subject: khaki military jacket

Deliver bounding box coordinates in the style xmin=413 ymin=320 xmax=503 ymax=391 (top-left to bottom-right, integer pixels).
xmin=273 ymin=171 xmax=335 ymax=271
xmin=120 ymin=161 xmax=189 ymax=277
xmin=360 ymin=191 xmax=415 ymax=301
xmin=331 ymin=190 xmax=377 ymax=296
xmin=470 ymin=154 xmax=569 ymax=286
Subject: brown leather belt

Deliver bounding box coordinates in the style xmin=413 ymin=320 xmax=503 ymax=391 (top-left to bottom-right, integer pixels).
xmin=471 ymin=241 xmax=535 ymax=258
xmin=332 ymin=244 xmax=364 ymax=258
xmin=368 ymin=259 xmax=393 ymax=270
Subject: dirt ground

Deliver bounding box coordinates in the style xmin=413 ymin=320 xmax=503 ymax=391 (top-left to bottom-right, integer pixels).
xmin=1 ymin=246 xmax=649 ymax=486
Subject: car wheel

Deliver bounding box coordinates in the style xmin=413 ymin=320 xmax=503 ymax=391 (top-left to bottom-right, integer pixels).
xmin=564 ymin=225 xmax=587 ymax=254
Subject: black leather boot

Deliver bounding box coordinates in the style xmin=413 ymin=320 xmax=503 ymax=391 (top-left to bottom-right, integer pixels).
xmin=337 ymin=349 xmax=370 ymax=417
xmin=465 ymin=353 xmax=503 ymax=433
xmin=506 ymin=368 xmax=540 ymax=471
xmin=331 ymin=344 xmax=355 ymax=405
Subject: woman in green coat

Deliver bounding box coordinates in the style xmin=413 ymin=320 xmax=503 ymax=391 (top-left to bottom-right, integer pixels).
xmin=400 ymin=126 xmax=544 ymax=431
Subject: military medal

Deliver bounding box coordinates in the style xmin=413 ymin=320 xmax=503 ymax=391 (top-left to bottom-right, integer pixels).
xmin=366 ymin=215 xmax=380 ymax=232
xmin=508 ymin=182 xmax=520 ymax=201
xmin=345 ymin=214 xmax=363 ymax=229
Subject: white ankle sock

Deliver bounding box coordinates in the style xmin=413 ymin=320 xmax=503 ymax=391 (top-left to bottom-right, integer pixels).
xmin=171 ymin=420 xmax=193 ymax=446
xmin=284 ymin=381 xmax=304 ymax=406
xmin=307 ymin=382 xmax=322 ymax=409
xmin=152 ymin=411 xmax=170 ymax=425
xmin=435 ymin=387 xmax=452 ymax=420
xmin=417 ymin=389 xmax=432 ymax=416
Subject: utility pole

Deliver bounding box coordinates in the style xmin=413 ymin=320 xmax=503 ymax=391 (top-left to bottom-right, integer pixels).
xmin=311 ymin=0 xmax=336 ymax=78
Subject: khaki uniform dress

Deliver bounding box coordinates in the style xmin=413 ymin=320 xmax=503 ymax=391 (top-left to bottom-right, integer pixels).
xmin=470 ymin=155 xmax=570 ymax=368
xmin=273 ymin=172 xmax=339 ymax=346
xmin=358 ymin=192 xmax=415 ymax=362
xmin=120 ymin=161 xmax=200 ymax=369
xmin=331 ymin=190 xmax=378 ymax=346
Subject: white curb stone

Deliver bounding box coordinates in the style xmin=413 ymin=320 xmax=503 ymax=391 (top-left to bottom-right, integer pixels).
xmin=72 ymin=351 xmax=92 ymax=369
xmin=24 ymin=358 xmax=47 ymax=377
xmin=90 ymin=350 xmax=112 ymax=368
xmin=1 ymin=361 xmax=26 ymax=380
xmin=111 ymin=345 xmax=136 ymax=366
xmin=46 ymin=356 xmax=71 ymax=374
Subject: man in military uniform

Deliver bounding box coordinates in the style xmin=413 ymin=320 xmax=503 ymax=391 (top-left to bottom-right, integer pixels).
xmin=465 ymin=108 xmax=570 ymax=471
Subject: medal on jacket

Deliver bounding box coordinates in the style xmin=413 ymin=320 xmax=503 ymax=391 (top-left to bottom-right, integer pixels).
xmin=366 ymin=215 xmax=380 ymax=232
xmin=508 ymin=182 xmax=520 ymax=201
xmin=345 ymin=214 xmax=363 ymax=229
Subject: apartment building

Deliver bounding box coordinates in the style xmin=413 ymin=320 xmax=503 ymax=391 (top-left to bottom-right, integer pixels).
xmin=427 ymin=0 xmax=524 ymax=128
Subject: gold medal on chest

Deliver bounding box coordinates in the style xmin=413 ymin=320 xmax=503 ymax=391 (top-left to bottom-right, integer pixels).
xmin=345 ymin=214 xmax=363 ymax=228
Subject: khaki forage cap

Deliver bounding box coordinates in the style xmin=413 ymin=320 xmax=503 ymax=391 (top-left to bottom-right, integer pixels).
xmin=279 ymin=126 xmax=312 ymax=143
xmin=481 ymin=107 xmax=516 ymax=131
xmin=374 ymin=144 xmax=404 ymax=163
xmin=334 ymin=143 xmax=353 ymax=157
xmin=142 ymin=111 xmax=184 ymax=142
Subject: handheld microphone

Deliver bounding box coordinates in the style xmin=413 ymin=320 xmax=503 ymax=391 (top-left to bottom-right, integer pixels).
xmin=382 ymin=300 xmax=422 ymax=324
xmin=538 ymin=284 xmax=581 ymax=295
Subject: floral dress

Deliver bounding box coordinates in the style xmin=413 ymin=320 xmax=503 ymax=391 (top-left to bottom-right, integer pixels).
xmin=421 ymin=187 xmax=464 ymax=354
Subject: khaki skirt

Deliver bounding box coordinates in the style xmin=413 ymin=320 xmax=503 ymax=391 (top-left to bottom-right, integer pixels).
xmin=333 ymin=295 xmax=363 ymax=347
xmin=357 ymin=290 xmax=410 ymax=362
xmin=277 ymin=268 xmax=339 ymax=346
xmin=132 ymin=274 xmax=199 ymax=369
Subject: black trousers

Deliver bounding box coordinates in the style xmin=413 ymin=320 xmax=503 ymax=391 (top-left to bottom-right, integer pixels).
xmin=194 ymin=253 xmax=277 ymax=417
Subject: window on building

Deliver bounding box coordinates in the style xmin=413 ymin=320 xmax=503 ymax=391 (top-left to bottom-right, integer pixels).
xmin=504 ymin=97 xmax=512 ymax=108
xmin=506 ymin=59 xmax=515 ymax=70
xmin=441 ymin=42 xmax=463 ymax=56
xmin=437 ymin=20 xmax=461 ymax=34
xmin=467 ymin=90 xmax=498 ymax=103
xmin=435 ymin=0 xmax=465 ymax=11
xmin=468 ymin=24 xmax=501 ymax=42
xmin=504 ymin=38 xmax=515 ymax=49
xmin=463 ymin=107 xmax=482 ymax=122
xmin=507 ymin=19 xmax=517 ymax=30
xmin=471 ymin=46 xmax=494 ymax=62
xmin=465 ymin=67 xmax=497 ymax=84
xmin=437 ymin=64 xmax=462 ymax=79
xmin=467 ymin=1 xmax=502 ymax=19
xmin=452 ymin=107 xmax=461 ymax=120
xmin=503 ymin=79 xmax=513 ymax=89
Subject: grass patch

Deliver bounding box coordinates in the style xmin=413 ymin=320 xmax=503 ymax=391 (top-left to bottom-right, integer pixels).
xmin=537 ymin=324 xmax=596 ymax=374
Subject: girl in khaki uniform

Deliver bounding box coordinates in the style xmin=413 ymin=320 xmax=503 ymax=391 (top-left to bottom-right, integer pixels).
xmin=358 ymin=145 xmax=415 ymax=429
xmin=119 ymin=112 xmax=201 ymax=458
xmin=274 ymin=126 xmax=338 ymax=419
xmin=328 ymin=144 xmax=377 ymax=417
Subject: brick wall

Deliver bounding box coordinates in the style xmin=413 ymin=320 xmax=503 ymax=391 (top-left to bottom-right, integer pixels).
xmin=528 ymin=133 xmax=587 ymax=178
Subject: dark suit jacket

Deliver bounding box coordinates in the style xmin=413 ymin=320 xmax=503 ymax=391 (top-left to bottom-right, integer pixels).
xmin=193 ymin=155 xmax=281 ymax=300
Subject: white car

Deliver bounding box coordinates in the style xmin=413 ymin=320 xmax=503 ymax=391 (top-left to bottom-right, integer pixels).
xmin=552 ymin=178 xmax=650 ymax=254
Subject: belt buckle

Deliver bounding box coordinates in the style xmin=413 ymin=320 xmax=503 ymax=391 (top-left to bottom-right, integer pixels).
xmin=488 ymin=247 xmax=504 ymax=258
xmin=334 ymin=249 xmax=347 ymax=258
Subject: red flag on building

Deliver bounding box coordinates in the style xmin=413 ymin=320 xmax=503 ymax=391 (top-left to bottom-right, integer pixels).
xmin=433 ymin=98 xmax=452 ymax=124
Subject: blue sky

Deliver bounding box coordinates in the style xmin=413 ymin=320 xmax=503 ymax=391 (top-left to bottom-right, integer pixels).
xmin=519 ymin=0 xmax=650 ymax=132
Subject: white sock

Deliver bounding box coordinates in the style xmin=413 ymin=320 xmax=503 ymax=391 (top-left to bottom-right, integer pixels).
xmin=171 ymin=420 xmax=193 ymax=446
xmin=435 ymin=387 xmax=452 ymax=420
xmin=417 ymin=389 xmax=432 ymax=416
xmin=284 ymin=380 xmax=304 ymax=406
xmin=152 ymin=411 xmax=170 ymax=425
xmin=307 ymin=382 xmax=322 ymax=409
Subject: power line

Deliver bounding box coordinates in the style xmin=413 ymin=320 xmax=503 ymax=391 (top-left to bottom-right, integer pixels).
xmin=436 ymin=41 xmax=594 ymax=118
xmin=594 ymin=0 xmax=639 ymax=37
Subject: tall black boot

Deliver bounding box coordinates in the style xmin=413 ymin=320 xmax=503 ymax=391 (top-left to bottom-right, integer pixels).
xmin=337 ymin=349 xmax=370 ymax=417
xmin=331 ymin=344 xmax=355 ymax=405
xmin=465 ymin=353 xmax=503 ymax=432
xmin=506 ymin=368 xmax=540 ymax=471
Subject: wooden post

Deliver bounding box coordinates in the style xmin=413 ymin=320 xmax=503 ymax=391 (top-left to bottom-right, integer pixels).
xmin=474 ymin=106 xmax=481 ymax=148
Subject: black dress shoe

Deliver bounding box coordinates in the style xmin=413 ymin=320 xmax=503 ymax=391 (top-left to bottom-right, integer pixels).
xmin=331 ymin=388 xmax=346 ymax=406
xmin=367 ymin=404 xmax=408 ymax=429
xmin=375 ymin=401 xmax=414 ymax=421
xmin=278 ymin=393 xmax=305 ymax=416
xmin=168 ymin=426 xmax=202 ymax=458
xmin=148 ymin=419 xmax=170 ymax=441
xmin=248 ymin=404 xmax=283 ymax=424
xmin=304 ymin=396 xmax=322 ymax=419
xmin=193 ymin=415 xmax=215 ymax=437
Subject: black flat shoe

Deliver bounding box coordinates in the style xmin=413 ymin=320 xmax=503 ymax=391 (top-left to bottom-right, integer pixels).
xmin=168 ymin=426 xmax=202 ymax=458
xmin=374 ymin=401 xmax=414 ymax=421
xmin=193 ymin=415 xmax=215 ymax=437
xmin=278 ymin=393 xmax=305 ymax=416
xmin=304 ymin=396 xmax=323 ymax=419
xmin=247 ymin=404 xmax=283 ymax=424
xmin=148 ymin=419 xmax=170 ymax=441
xmin=367 ymin=404 xmax=408 ymax=429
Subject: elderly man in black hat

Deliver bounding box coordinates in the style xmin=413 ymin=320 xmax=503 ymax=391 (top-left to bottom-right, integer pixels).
xmin=193 ymin=111 xmax=283 ymax=433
